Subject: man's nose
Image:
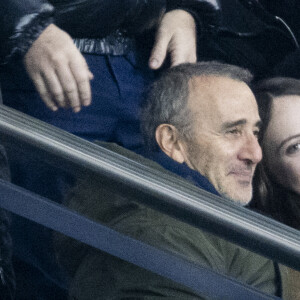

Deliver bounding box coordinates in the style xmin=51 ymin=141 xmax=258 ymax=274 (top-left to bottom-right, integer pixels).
xmin=238 ymin=134 xmax=262 ymax=164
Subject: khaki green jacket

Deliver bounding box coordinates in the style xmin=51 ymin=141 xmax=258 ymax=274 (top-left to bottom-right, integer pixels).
xmin=56 ymin=143 xmax=280 ymax=299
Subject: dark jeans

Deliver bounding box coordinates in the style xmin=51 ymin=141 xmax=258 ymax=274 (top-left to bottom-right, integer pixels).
xmin=0 ymin=51 xmax=155 ymax=299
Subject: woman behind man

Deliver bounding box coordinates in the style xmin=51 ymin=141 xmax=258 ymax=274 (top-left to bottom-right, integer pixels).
xmin=252 ymin=77 xmax=300 ymax=228
xmin=251 ymin=77 xmax=300 ymax=299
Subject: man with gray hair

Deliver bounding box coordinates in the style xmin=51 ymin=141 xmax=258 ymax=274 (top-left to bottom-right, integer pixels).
xmin=56 ymin=61 xmax=282 ymax=299
xmin=142 ymin=61 xmax=262 ymax=205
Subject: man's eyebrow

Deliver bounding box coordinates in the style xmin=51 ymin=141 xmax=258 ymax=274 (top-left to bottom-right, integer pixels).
xmin=221 ymin=120 xmax=262 ymax=131
xmin=221 ymin=119 xmax=246 ymax=130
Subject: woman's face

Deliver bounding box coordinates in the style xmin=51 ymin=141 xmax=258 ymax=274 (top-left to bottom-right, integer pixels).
xmin=263 ymin=95 xmax=300 ymax=194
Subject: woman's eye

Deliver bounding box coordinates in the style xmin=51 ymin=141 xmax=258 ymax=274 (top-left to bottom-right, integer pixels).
xmin=286 ymin=143 xmax=300 ymax=155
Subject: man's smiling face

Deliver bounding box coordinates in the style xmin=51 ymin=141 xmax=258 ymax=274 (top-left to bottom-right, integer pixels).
xmin=181 ymin=76 xmax=262 ymax=204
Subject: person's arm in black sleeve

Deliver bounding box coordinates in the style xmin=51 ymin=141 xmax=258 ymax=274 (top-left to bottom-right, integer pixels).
xmin=0 ymin=0 xmax=54 ymax=64
xmin=2 ymin=0 xmax=167 ymax=113
xmin=0 ymin=0 xmax=93 ymax=113
xmin=54 ymin=0 xmax=166 ymax=38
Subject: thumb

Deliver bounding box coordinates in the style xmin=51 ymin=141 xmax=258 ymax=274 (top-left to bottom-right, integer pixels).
xmin=149 ymin=31 xmax=170 ymax=70
xmin=88 ymin=70 xmax=94 ymax=80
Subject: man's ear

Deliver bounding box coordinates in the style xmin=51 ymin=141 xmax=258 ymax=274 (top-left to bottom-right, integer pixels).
xmin=155 ymin=124 xmax=185 ymax=163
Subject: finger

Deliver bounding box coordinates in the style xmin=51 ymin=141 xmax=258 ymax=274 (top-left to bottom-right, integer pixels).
xmin=32 ymin=74 xmax=58 ymax=111
xmin=40 ymin=70 xmax=66 ymax=108
xmin=70 ymin=59 xmax=92 ymax=107
xmin=56 ymin=64 xmax=81 ymax=113
xmin=149 ymin=29 xmax=171 ymax=70
xmin=170 ymin=49 xmax=197 ymax=67
xmin=170 ymin=49 xmax=185 ymax=67
xmin=88 ymin=71 xmax=94 ymax=80
xmin=169 ymin=38 xmax=197 ymax=67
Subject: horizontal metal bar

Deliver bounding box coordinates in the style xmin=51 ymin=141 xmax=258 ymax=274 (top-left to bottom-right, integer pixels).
xmin=0 ymin=105 xmax=300 ymax=271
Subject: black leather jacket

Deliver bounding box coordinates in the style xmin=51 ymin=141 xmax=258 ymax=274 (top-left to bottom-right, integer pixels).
xmin=0 ymin=0 xmax=162 ymax=62
xmin=1 ymin=0 xmax=299 ymax=77
xmin=0 ymin=0 xmax=221 ymax=63
xmin=196 ymin=0 xmax=300 ymax=78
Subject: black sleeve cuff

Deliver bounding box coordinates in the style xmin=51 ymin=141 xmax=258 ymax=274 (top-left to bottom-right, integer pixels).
xmin=1 ymin=4 xmax=54 ymax=64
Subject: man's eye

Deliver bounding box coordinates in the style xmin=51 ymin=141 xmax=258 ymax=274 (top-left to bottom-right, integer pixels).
xmin=253 ymin=130 xmax=260 ymax=138
xmin=286 ymin=143 xmax=300 ymax=155
xmin=227 ymin=128 xmax=240 ymax=135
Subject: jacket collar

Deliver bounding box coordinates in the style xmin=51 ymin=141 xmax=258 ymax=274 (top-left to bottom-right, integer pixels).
xmin=141 ymin=149 xmax=220 ymax=197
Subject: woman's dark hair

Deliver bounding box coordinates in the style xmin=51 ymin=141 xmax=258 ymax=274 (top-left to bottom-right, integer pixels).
xmin=251 ymin=77 xmax=300 ymax=228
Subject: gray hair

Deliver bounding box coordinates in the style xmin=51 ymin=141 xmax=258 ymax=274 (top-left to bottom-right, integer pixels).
xmin=141 ymin=61 xmax=253 ymax=150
